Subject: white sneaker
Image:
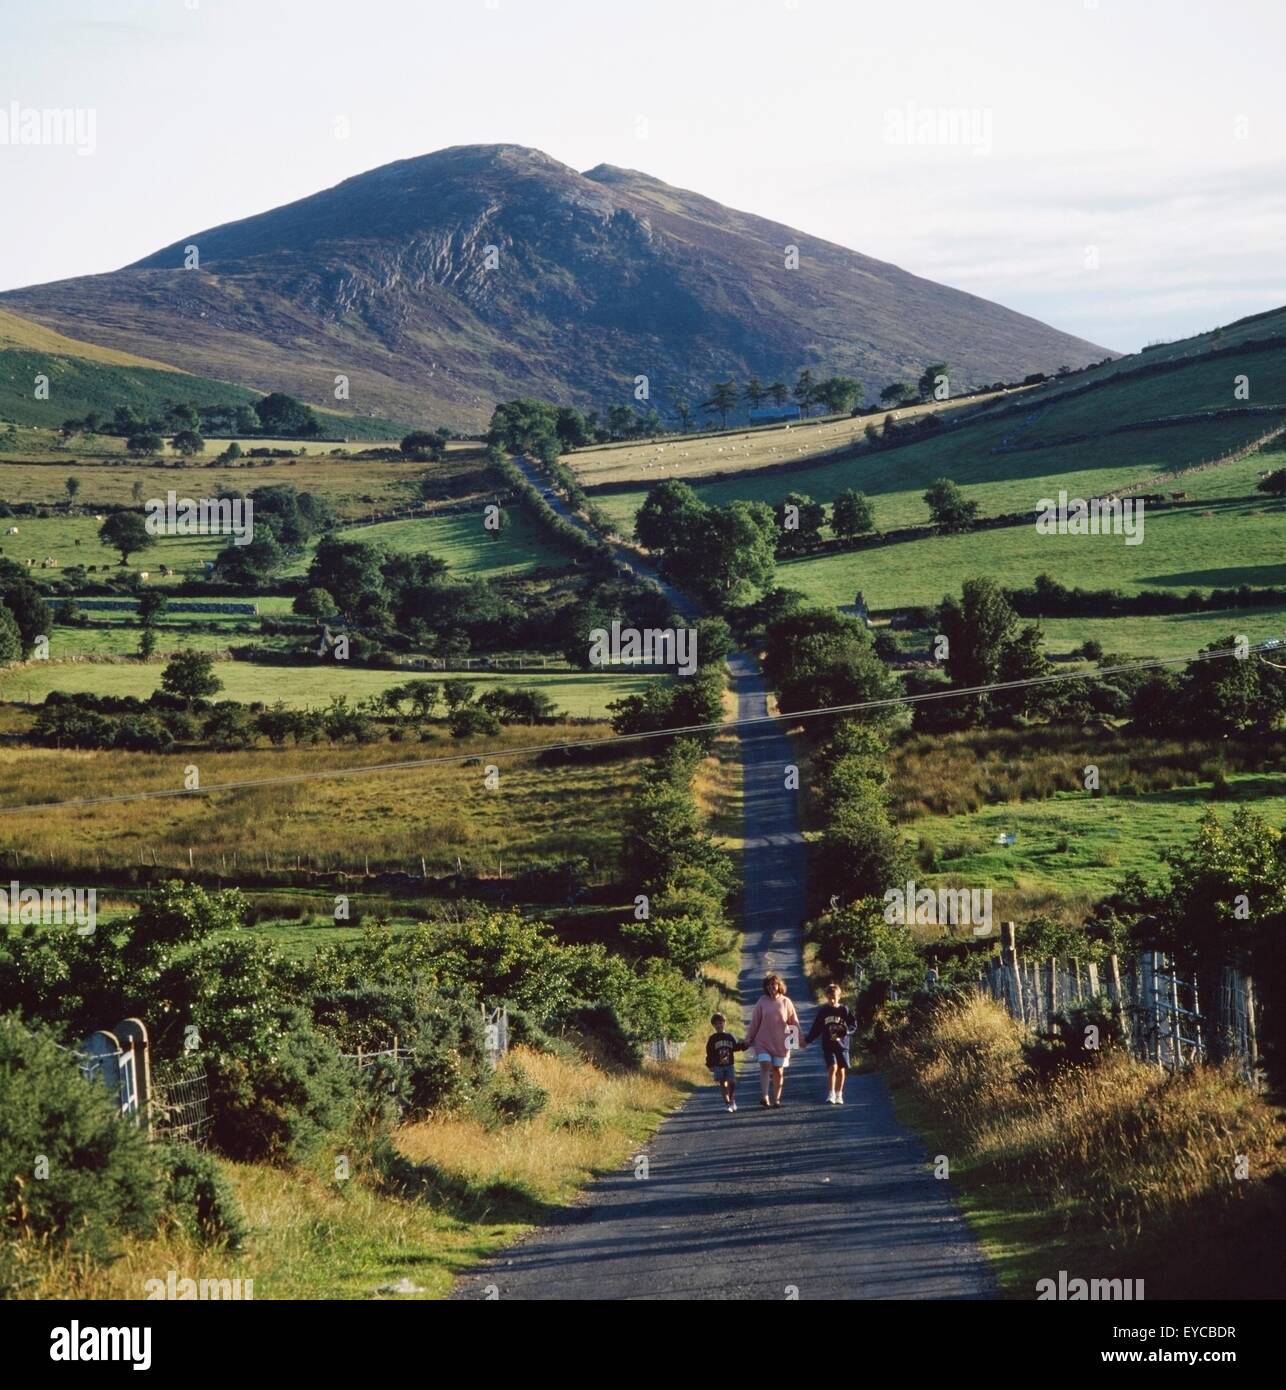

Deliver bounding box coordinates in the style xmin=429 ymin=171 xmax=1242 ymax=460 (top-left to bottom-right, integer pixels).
xmin=728 ymin=1102 xmax=737 ymax=1112
xmin=834 ymin=1093 xmax=845 ymax=1105
xmin=825 ymin=1091 xmax=836 ymax=1104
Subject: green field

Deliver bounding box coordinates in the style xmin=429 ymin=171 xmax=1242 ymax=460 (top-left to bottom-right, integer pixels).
xmin=331 ymin=508 xmax=569 ymax=579
xmin=0 ymin=658 xmax=663 ymax=718
xmin=1032 ymin=605 xmax=1286 ymax=659
xmin=910 ymin=774 xmax=1286 ymax=903
xmin=594 ymin=412 xmax=1279 ymax=540
xmin=779 ymin=494 xmax=1286 ymax=610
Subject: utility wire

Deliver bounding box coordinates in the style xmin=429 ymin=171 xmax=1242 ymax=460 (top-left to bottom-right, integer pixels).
xmin=1 ymin=639 xmax=1278 ymax=817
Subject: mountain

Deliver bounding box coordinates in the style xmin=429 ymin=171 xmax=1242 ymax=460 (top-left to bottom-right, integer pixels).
xmin=0 ymin=144 xmax=1111 ymax=432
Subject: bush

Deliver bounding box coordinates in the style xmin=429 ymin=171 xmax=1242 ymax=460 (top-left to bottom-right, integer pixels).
xmin=157 ymin=1143 xmax=247 ymax=1248
xmin=480 ymin=1059 xmax=548 ymax=1127
xmin=0 ymin=1015 xmax=162 ymax=1282
xmin=207 ymin=1007 xmax=358 ymax=1164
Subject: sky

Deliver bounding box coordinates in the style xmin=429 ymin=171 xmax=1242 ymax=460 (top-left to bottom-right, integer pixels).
xmin=1 ymin=0 xmax=1284 ymax=352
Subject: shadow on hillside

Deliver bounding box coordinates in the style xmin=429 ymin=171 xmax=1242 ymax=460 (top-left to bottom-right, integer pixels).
xmin=1137 ymin=563 xmax=1286 ymax=588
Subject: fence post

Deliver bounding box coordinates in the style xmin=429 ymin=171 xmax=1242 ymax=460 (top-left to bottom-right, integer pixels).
xmin=1244 ymin=974 xmax=1260 ymax=1079
xmin=1108 ymin=952 xmax=1125 ymax=1046
xmin=1001 ymin=922 xmax=1023 ymax=1023
xmin=1046 ymin=957 xmax=1058 ymax=1032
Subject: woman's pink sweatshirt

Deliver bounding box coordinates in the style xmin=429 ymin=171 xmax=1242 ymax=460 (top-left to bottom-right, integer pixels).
xmin=744 ymin=993 xmax=801 ymax=1056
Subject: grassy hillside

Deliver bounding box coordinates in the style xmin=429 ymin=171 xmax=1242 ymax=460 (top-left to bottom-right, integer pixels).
xmin=779 ymin=493 xmax=1286 ymax=610
xmin=585 ymin=309 xmax=1286 ymax=543
xmin=0 ymin=307 xmax=409 ymax=438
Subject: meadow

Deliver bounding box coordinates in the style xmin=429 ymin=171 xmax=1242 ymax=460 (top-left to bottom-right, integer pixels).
xmin=0 ymin=659 xmax=660 ymax=717
xmin=904 ymin=773 xmax=1286 ymax=910
xmin=777 ymin=493 xmax=1286 ymax=611
xmin=591 ymin=411 xmax=1278 ymax=541
xmin=0 ymin=722 xmax=653 ymax=879
xmin=0 ymin=442 xmax=487 ymax=519
xmin=566 ymin=387 xmax=1014 ymax=490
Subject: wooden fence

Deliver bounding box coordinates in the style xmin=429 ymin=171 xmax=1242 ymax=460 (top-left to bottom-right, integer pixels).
xmin=976 ymin=923 xmax=1261 ymax=1085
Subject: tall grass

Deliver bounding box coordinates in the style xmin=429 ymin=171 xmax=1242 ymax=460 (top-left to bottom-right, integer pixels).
xmin=884 ymin=995 xmax=1286 ymax=1296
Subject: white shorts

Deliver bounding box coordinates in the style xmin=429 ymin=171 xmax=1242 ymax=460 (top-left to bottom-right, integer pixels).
xmin=756 ymin=1051 xmax=790 ymax=1068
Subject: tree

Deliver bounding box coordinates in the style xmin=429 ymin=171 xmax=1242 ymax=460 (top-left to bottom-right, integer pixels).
xmin=99 ymin=512 xmax=154 ymax=565
xmin=937 ymin=577 xmax=1046 ymax=724
xmin=160 ymin=650 xmax=223 ymax=704
xmin=442 ymin=679 xmax=475 ymax=714
xmin=400 ymin=431 xmax=446 ymax=461
xmin=1136 ymin=809 xmax=1286 ymax=1065
xmin=306 ymin=536 xmax=386 ymax=617
xmin=634 ymin=479 xmax=706 ymax=557
xmin=255 ymin=392 xmax=319 ymax=437
xmin=918 ymin=362 xmax=950 ymax=400
xmin=831 ymin=489 xmax=875 ymax=539
xmin=0 ymin=564 xmax=53 ymax=655
xmin=766 ymin=381 xmax=790 ymax=407
xmin=743 ymin=377 xmax=768 ymax=411
xmin=879 ymin=382 xmax=915 ymax=406
xmin=0 ymin=606 xmax=21 ymax=666
xmin=554 ymin=407 xmax=590 ymax=450
xmin=923 ymin=477 xmax=979 ymax=532
xmin=701 ymin=381 xmax=738 ymax=430
xmin=137 ymin=590 xmax=168 ymax=628
xmin=670 ymin=394 xmax=694 ymax=432
xmin=762 ymin=608 xmax=897 ymax=720
xmin=171 ymin=430 xmax=205 ymax=457
xmin=126 ymin=432 xmax=164 ymax=456
xmin=687 ymin=501 xmax=776 ymax=606
xmin=1177 ymin=634 xmax=1286 ymax=735
xmin=215 ymin=533 xmax=285 ymax=584
xmin=812 ymin=376 xmax=863 ymax=416
xmin=1256 ymin=468 xmax=1286 ymax=497
xmin=294 ymin=587 xmax=338 ymax=620
xmin=64 ymin=476 xmax=81 ymax=508
xmin=793 ymin=370 xmax=816 ymax=416
xmin=773 ymin=492 xmax=826 ymax=556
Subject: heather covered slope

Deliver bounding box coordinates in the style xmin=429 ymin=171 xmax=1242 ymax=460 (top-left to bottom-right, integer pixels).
xmin=1 ymin=144 xmax=1109 ymax=430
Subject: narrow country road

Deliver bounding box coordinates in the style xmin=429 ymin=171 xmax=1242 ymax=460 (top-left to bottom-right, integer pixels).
xmin=451 ymin=652 xmax=995 ymax=1300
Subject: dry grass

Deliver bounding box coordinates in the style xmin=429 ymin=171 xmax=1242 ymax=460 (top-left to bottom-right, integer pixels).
xmin=567 ymin=390 xmax=1015 ymax=491
xmin=0 ymin=728 xmax=646 ymax=880
xmin=398 ymin=1045 xmax=702 ymax=1203
xmin=890 ymin=728 xmax=1284 ymax=821
xmin=0 ymin=444 xmax=485 ymax=518
xmin=15 ymin=1042 xmax=703 ymax=1301
xmin=884 ymin=994 xmax=1286 ymax=1296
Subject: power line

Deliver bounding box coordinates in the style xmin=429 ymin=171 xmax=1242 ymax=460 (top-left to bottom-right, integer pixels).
xmin=0 ymin=640 xmax=1277 ymax=818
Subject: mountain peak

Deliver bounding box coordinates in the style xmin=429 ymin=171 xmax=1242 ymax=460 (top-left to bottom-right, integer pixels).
xmin=0 ymin=145 xmax=1110 ymax=429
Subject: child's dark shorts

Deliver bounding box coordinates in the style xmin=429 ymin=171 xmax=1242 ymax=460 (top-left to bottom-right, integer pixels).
xmin=710 ymin=1065 xmax=735 ymax=1083
xmin=822 ymin=1041 xmax=851 ymax=1070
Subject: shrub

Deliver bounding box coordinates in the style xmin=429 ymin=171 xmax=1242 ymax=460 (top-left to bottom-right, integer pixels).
xmin=480 ymin=1059 xmax=548 ymax=1127
xmin=157 ymin=1143 xmax=247 ymax=1248
xmin=207 ymin=1007 xmax=357 ymax=1164
xmin=0 ymin=1015 xmax=162 ymax=1282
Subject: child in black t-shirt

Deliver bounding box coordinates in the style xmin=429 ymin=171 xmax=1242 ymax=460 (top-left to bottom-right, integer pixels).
xmin=805 ymin=983 xmax=857 ymax=1105
xmin=704 ymin=1012 xmax=747 ymax=1113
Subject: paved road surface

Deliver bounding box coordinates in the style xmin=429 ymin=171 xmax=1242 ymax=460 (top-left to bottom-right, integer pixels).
xmin=452 ymin=655 xmax=995 ymax=1300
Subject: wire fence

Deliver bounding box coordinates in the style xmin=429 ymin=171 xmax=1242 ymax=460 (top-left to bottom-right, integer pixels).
xmin=151 ymin=1056 xmax=213 ymax=1146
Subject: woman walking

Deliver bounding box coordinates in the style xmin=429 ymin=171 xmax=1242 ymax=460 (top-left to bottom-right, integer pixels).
xmin=743 ymin=973 xmax=802 ymax=1108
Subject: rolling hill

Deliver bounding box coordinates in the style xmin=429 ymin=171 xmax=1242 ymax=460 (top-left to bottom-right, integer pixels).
xmin=0 ymin=306 xmax=404 ymax=438
xmin=0 ymin=144 xmax=1110 ymax=431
